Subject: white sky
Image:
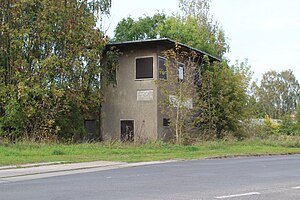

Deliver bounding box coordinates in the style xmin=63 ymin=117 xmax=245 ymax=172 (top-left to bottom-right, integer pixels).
xmin=104 ymin=0 xmax=300 ymax=82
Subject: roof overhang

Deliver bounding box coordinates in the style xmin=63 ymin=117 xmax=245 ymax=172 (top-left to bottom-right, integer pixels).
xmin=106 ymin=38 xmax=221 ymax=62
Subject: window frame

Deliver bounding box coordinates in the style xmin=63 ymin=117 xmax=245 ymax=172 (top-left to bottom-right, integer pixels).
xmin=120 ymin=119 xmax=134 ymax=142
xmin=158 ymin=56 xmax=167 ymax=80
xmin=177 ymin=62 xmax=185 ymax=81
xmin=163 ymin=118 xmax=170 ymax=127
xmin=135 ymin=56 xmax=154 ymax=80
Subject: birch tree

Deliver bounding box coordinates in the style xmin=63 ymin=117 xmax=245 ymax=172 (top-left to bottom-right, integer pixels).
xmin=252 ymin=70 xmax=299 ymax=119
xmin=157 ymin=45 xmax=199 ymax=144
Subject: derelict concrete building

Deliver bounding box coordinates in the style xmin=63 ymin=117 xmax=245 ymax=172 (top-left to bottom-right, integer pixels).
xmin=101 ymin=38 xmax=219 ymax=142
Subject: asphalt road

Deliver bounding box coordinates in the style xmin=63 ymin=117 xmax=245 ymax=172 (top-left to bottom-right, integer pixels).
xmin=1 ymin=155 xmax=300 ymax=200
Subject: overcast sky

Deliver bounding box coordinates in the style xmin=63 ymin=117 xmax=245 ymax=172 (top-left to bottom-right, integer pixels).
xmin=104 ymin=0 xmax=300 ymax=82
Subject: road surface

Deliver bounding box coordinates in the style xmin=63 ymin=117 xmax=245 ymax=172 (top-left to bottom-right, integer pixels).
xmin=1 ymin=155 xmax=300 ymax=199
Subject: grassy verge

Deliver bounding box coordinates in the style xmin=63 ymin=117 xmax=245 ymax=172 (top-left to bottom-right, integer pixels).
xmin=1 ymin=137 xmax=300 ymax=166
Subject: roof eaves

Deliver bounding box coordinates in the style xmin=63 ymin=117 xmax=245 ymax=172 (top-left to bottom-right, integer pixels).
xmin=107 ymin=38 xmax=221 ymax=62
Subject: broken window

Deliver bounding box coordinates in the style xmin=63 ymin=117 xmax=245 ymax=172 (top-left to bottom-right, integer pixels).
xmin=158 ymin=57 xmax=167 ymax=79
xmin=136 ymin=57 xmax=153 ymax=79
xmin=178 ymin=63 xmax=184 ymax=81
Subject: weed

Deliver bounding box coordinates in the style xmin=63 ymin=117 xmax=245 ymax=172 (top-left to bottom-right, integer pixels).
xmin=52 ymin=149 xmax=65 ymax=155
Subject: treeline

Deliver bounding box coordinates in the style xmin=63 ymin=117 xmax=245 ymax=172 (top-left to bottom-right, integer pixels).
xmin=0 ymin=0 xmax=112 ymax=142
xmin=249 ymin=70 xmax=300 ymax=137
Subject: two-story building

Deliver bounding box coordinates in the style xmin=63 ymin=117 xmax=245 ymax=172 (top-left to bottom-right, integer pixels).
xmin=101 ymin=38 xmax=220 ymax=142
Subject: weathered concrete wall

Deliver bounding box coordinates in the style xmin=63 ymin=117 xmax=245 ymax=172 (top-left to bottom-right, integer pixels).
xmin=156 ymin=47 xmax=174 ymax=141
xmin=101 ymin=47 xmax=159 ymax=141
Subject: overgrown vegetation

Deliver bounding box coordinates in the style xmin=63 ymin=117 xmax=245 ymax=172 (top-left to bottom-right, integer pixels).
xmin=156 ymin=46 xmax=252 ymax=144
xmin=1 ymin=138 xmax=300 ymax=166
xmin=113 ymin=0 xmax=228 ymax=58
xmin=1 ymin=0 xmax=300 ymax=150
xmin=114 ymin=0 xmax=300 ymax=144
xmin=156 ymin=46 xmax=200 ymax=144
xmin=251 ymin=70 xmax=299 ymax=119
xmin=124 ymin=0 xmax=252 ymax=144
xmin=0 ymin=0 xmax=112 ymax=142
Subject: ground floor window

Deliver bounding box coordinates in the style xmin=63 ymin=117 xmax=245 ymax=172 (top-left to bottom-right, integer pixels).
xmin=163 ymin=118 xmax=170 ymax=126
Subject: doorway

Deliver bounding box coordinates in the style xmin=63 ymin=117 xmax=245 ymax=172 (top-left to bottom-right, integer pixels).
xmin=120 ymin=120 xmax=134 ymax=142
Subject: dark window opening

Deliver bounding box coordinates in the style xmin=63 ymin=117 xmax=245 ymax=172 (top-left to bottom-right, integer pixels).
xmin=194 ymin=69 xmax=201 ymax=86
xmin=121 ymin=120 xmax=134 ymax=142
xmin=136 ymin=57 xmax=153 ymax=79
xmin=163 ymin=118 xmax=170 ymax=126
xmin=158 ymin=57 xmax=167 ymax=79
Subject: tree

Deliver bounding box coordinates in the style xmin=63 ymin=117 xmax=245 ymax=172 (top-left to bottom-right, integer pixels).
xmin=157 ymin=44 xmax=253 ymax=142
xmin=251 ymin=70 xmax=299 ymax=119
xmin=179 ymin=0 xmax=211 ymax=19
xmin=113 ymin=13 xmax=166 ymax=42
xmin=194 ymin=59 xmax=253 ymax=139
xmin=0 ymin=0 xmax=112 ymax=141
xmin=159 ymin=0 xmax=228 ymax=58
xmin=296 ymin=99 xmax=300 ymax=135
xmin=156 ymin=45 xmax=199 ymax=144
xmin=113 ymin=0 xmax=228 ymax=58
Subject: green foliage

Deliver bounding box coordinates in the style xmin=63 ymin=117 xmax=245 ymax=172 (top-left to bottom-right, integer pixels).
xmin=156 ymin=46 xmax=253 ymax=142
xmin=113 ymin=13 xmax=166 ymax=41
xmin=251 ymin=70 xmax=299 ymax=119
xmin=262 ymin=115 xmax=280 ymax=135
xmin=0 ymin=99 xmax=26 ymax=139
xmin=0 ymin=0 xmax=112 ymax=142
xmin=104 ymin=47 xmax=121 ymax=86
xmin=52 ymin=149 xmax=65 ymax=155
xmin=279 ymin=115 xmax=296 ymax=135
xmin=2 ymin=139 xmax=300 ymax=166
xmin=297 ymin=101 xmax=300 ymax=135
xmin=194 ymin=59 xmax=253 ymax=139
xmin=246 ymin=115 xmax=297 ymax=139
xmin=157 ymin=15 xmax=227 ymax=58
xmin=113 ymin=0 xmax=228 ymax=58
xmin=156 ymin=47 xmax=199 ymax=144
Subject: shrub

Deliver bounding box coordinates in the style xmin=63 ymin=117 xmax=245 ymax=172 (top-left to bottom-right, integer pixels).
xmin=296 ymin=102 xmax=300 ymax=135
xmin=52 ymin=149 xmax=65 ymax=155
xmin=262 ymin=115 xmax=280 ymax=135
xmin=0 ymin=99 xmax=26 ymax=140
xmin=279 ymin=115 xmax=296 ymax=135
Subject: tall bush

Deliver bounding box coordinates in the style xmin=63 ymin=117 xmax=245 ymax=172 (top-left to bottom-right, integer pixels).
xmin=0 ymin=0 xmax=112 ymax=141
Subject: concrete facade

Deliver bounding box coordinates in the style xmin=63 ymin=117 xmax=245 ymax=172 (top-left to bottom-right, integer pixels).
xmin=101 ymin=39 xmax=219 ymax=142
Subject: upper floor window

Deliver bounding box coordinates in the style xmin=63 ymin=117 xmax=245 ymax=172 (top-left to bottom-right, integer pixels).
xmin=136 ymin=57 xmax=153 ymax=79
xmin=158 ymin=57 xmax=167 ymax=80
xmin=178 ymin=63 xmax=184 ymax=81
xmin=157 ymin=56 xmax=185 ymax=81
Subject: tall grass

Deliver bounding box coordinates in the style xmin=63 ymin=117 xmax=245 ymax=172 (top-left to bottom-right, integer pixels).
xmin=1 ymin=136 xmax=300 ymax=166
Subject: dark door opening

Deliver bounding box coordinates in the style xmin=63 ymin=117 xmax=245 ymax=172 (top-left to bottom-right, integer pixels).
xmin=84 ymin=120 xmax=97 ymax=141
xmin=121 ymin=120 xmax=134 ymax=142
